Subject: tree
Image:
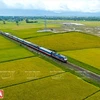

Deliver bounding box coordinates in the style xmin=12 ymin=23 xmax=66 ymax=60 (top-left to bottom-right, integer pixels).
xmin=3 ymin=20 xmax=6 ymax=24
xmin=16 ymin=20 xmax=19 ymax=26
xmin=25 ymin=19 xmax=38 ymax=23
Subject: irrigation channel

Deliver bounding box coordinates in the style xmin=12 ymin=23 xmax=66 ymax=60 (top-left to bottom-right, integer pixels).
xmin=0 ymin=31 xmax=100 ymax=86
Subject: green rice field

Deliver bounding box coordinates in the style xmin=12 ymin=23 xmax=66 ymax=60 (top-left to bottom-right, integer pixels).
xmin=0 ymin=47 xmax=35 ymax=62
xmin=0 ymin=35 xmax=18 ymax=49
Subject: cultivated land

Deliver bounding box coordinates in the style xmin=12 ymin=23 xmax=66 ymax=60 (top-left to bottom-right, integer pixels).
xmin=0 ymin=35 xmax=18 ymax=49
xmin=0 ymin=34 xmax=35 ymax=62
xmin=0 ymin=47 xmax=35 ymax=62
xmin=61 ymin=48 xmax=100 ymax=70
xmin=4 ymin=28 xmax=53 ymax=39
xmin=0 ymin=57 xmax=63 ymax=88
xmin=27 ymin=32 xmax=100 ymax=51
xmin=0 ymin=20 xmax=100 ymax=100
xmin=87 ymin=91 xmax=100 ymax=100
xmin=2 ymin=73 xmax=99 ymax=100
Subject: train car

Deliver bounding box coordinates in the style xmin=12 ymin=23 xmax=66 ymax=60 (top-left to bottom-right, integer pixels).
xmin=39 ymin=47 xmax=52 ymax=56
xmin=51 ymin=52 xmax=67 ymax=62
xmin=39 ymin=47 xmax=67 ymax=62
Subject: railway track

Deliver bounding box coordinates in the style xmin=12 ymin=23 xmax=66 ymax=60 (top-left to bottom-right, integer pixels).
xmin=43 ymin=53 xmax=100 ymax=83
xmin=33 ymin=48 xmax=100 ymax=83
xmin=67 ymin=62 xmax=100 ymax=82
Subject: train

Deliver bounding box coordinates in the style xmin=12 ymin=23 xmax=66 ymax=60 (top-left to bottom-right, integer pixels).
xmin=0 ymin=32 xmax=67 ymax=63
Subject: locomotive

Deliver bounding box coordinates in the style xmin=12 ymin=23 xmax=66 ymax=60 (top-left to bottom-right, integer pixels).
xmin=0 ymin=32 xmax=67 ymax=63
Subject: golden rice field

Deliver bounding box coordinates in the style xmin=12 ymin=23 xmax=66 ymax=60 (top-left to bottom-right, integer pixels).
xmin=3 ymin=73 xmax=99 ymax=100
xmin=0 ymin=57 xmax=62 ymax=88
xmin=87 ymin=92 xmax=100 ymax=100
xmin=27 ymin=32 xmax=100 ymax=51
xmin=61 ymin=48 xmax=100 ymax=70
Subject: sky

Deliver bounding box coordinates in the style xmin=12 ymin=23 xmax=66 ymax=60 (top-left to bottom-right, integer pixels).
xmin=0 ymin=0 xmax=100 ymax=16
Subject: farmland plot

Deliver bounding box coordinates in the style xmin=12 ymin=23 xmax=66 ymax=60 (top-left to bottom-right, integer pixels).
xmin=87 ymin=92 xmax=100 ymax=100
xmin=0 ymin=57 xmax=63 ymax=88
xmin=3 ymin=73 xmax=99 ymax=100
xmin=0 ymin=47 xmax=35 ymax=62
xmin=27 ymin=32 xmax=100 ymax=51
xmin=0 ymin=35 xmax=18 ymax=49
xmin=5 ymin=28 xmax=53 ymax=39
xmin=61 ymin=48 xmax=100 ymax=70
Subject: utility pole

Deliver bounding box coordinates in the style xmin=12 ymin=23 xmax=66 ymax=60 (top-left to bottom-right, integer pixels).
xmin=44 ymin=16 xmax=47 ymax=30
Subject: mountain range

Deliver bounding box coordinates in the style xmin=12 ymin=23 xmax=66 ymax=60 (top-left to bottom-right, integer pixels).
xmin=0 ymin=9 xmax=100 ymax=17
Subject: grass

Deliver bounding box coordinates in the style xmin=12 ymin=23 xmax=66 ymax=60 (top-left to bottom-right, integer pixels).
xmin=27 ymin=32 xmax=100 ymax=51
xmin=0 ymin=34 xmax=35 ymax=62
xmin=0 ymin=57 xmax=63 ymax=88
xmin=0 ymin=20 xmax=59 ymax=31
xmin=86 ymin=91 xmax=100 ymax=100
xmin=0 ymin=35 xmax=18 ymax=50
xmin=2 ymin=73 xmax=99 ymax=100
xmin=0 ymin=20 xmax=56 ymax=39
xmin=65 ymin=56 xmax=100 ymax=75
xmin=80 ymin=21 xmax=100 ymax=27
xmin=0 ymin=47 xmax=35 ymax=62
xmin=61 ymin=48 xmax=100 ymax=70
xmin=5 ymin=28 xmax=53 ymax=39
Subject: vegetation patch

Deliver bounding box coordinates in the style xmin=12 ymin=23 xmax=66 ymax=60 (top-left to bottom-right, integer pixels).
xmin=4 ymin=28 xmax=53 ymax=39
xmin=86 ymin=91 xmax=100 ymax=100
xmin=3 ymin=73 xmax=99 ymax=100
xmin=0 ymin=20 xmax=100 ymax=99
xmin=0 ymin=47 xmax=35 ymax=62
xmin=27 ymin=32 xmax=100 ymax=51
xmin=0 ymin=57 xmax=63 ymax=88
xmin=0 ymin=35 xmax=18 ymax=49
xmin=61 ymin=48 xmax=100 ymax=70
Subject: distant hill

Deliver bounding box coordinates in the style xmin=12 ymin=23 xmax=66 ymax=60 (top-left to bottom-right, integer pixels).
xmin=0 ymin=9 xmax=100 ymax=17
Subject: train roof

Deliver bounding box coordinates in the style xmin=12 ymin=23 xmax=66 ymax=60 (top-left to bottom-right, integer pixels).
xmin=40 ymin=47 xmax=52 ymax=53
xmin=5 ymin=32 xmax=10 ymax=35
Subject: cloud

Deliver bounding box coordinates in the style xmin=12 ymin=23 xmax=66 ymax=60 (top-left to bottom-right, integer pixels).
xmin=2 ymin=0 xmax=100 ymax=12
xmin=0 ymin=0 xmax=8 ymax=9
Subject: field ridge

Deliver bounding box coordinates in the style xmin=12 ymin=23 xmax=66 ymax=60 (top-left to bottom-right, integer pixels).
xmin=0 ymin=55 xmax=36 ymax=64
xmin=0 ymin=71 xmax=66 ymax=89
xmin=83 ymin=90 xmax=100 ymax=100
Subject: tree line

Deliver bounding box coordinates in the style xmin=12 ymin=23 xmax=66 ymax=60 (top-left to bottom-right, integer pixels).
xmin=0 ymin=16 xmax=100 ymax=25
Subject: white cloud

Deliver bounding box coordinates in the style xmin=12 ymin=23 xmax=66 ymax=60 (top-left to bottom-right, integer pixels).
xmin=2 ymin=0 xmax=100 ymax=12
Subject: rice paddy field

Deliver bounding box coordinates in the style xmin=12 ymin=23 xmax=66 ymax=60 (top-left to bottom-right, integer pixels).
xmin=0 ymin=35 xmax=18 ymax=49
xmin=87 ymin=91 xmax=100 ymax=100
xmin=0 ymin=57 xmax=63 ymax=88
xmin=27 ymin=32 xmax=100 ymax=51
xmin=0 ymin=20 xmax=100 ymax=100
xmin=3 ymin=73 xmax=99 ymax=100
xmin=61 ymin=48 xmax=100 ymax=70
